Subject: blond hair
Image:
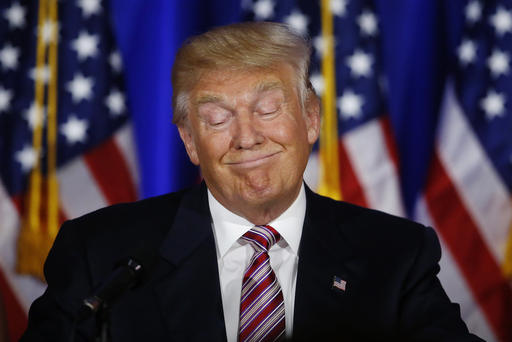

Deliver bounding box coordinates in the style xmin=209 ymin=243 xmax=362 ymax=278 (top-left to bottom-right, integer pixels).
xmin=171 ymin=21 xmax=312 ymax=125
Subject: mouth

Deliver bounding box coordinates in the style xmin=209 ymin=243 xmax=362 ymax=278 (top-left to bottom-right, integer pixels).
xmin=226 ymin=151 xmax=281 ymax=168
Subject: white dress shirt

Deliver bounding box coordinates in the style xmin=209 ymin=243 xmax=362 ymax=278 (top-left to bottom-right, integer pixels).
xmin=208 ymin=184 xmax=306 ymax=342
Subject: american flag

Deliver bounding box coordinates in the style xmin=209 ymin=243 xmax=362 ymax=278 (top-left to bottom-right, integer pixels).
xmin=332 ymin=276 xmax=347 ymax=292
xmin=243 ymin=0 xmax=512 ymax=341
xmin=0 ymin=0 xmax=138 ymax=340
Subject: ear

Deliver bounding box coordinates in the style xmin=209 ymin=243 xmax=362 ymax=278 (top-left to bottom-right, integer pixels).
xmin=304 ymin=90 xmax=321 ymax=145
xmin=178 ymin=124 xmax=200 ymax=165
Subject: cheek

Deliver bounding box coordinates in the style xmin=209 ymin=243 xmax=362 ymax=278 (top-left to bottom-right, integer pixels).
xmin=265 ymin=117 xmax=307 ymax=146
xmin=196 ymin=132 xmax=232 ymax=164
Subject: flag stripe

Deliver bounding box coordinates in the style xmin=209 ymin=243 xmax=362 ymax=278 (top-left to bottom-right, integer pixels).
xmin=0 ymin=183 xmax=45 ymax=341
xmin=438 ymin=238 xmax=500 ymax=342
xmin=113 ymin=124 xmax=140 ymax=191
xmin=0 ymin=269 xmax=26 ymax=342
xmin=380 ymin=116 xmax=400 ymax=168
xmin=58 ymin=158 xmax=108 ymax=220
xmin=83 ymin=138 xmax=137 ymax=205
xmin=0 ymin=183 xmax=27 ymax=340
xmin=338 ymin=141 xmax=368 ymax=207
xmin=304 ymin=152 xmax=320 ymax=191
xmin=414 ymin=197 xmax=497 ymax=341
xmin=424 ymin=152 xmax=512 ymax=342
xmin=343 ymin=118 xmax=404 ymax=216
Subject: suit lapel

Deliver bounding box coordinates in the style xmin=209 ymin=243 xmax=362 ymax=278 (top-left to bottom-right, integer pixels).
xmin=292 ymin=187 xmax=360 ymax=340
xmin=153 ymin=184 xmax=227 ymax=341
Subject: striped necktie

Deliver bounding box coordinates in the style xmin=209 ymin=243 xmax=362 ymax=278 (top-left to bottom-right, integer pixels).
xmin=238 ymin=225 xmax=285 ymax=342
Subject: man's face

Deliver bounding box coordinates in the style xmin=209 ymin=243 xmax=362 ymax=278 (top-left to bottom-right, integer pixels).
xmin=178 ymin=64 xmax=320 ymax=223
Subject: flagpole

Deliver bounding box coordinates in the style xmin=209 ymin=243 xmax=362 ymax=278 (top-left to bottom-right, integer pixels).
xmin=318 ymin=0 xmax=342 ymax=200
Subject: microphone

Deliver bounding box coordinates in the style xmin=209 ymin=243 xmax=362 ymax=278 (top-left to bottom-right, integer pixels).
xmin=75 ymin=248 xmax=156 ymax=322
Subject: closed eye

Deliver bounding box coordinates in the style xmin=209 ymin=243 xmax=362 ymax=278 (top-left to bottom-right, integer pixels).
xmin=257 ymin=107 xmax=280 ymax=119
xmin=208 ymin=115 xmax=230 ymax=126
xmin=255 ymin=88 xmax=284 ymax=119
xmin=198 ymin=103 xmax=232 ymax=128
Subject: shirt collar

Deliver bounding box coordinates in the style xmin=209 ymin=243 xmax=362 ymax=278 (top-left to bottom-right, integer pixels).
xmin=208 ymin=183 xmax=306 ymax=258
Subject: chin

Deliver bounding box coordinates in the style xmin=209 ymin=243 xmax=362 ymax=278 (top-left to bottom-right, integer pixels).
xmin=243 ymin=179 xmax=297 ymax=204
xmin=240 ymin=185 xmax=276 ymax=202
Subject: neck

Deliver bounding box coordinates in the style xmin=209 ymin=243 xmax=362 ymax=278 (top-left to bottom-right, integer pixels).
xmin=237 ymin=202 xmax=291 ymax=226
xmin=210 ymin=184 xmax=302 ymax=226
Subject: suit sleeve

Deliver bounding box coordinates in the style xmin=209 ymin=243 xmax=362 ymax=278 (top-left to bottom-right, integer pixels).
xmin=20 ymin=220 xmax=96 ymax=342
xmin=397 ymin=226 xmax=483 ymax=342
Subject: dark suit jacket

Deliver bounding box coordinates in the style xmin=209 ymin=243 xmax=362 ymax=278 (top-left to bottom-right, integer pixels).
xmin=21 ymin=183 xmax=482 ymax=341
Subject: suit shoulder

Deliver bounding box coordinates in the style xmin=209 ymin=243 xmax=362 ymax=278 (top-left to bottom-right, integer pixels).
xmin=307 ymin=190 xmax=434 ymax=251
xmin=75 ymin=189 xmax=185 ymax=223
xmin=309 ymin=190 xmax=423 ymax=229
xmin=61 ymin=187 xmax=191 ymax=244
xmin=49 ymin=186 xmax=198 ymax=281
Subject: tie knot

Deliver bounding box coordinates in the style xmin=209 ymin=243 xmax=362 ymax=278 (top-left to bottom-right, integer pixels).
xmin=242 ymin=225 xmax=281 ymax=252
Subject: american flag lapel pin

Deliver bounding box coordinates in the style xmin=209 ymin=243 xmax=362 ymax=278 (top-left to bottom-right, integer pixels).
xmin=332 ymin=276 xmax=347 ymax=292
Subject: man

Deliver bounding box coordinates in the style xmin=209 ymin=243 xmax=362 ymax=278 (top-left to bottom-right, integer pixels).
xmin=22 ymin=22 xmax=482 ymax=341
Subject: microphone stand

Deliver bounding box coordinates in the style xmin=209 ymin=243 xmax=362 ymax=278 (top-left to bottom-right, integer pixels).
xmin=96 ymin=305 xmax=111 ymax=342
xmin=69 ymin=303 xmax=112 ymax=342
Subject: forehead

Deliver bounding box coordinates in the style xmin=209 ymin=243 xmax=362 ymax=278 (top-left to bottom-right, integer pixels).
xmin=190 ymin=64 xmax=297 ymax=103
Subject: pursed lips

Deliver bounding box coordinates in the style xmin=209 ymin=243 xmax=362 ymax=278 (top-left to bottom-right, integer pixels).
xmin=224 ymin=151 xmax=281 ymax=168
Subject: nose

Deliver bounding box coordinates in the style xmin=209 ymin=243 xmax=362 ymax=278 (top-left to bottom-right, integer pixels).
xmin=232 ymin=113 xmax=264 ymax=149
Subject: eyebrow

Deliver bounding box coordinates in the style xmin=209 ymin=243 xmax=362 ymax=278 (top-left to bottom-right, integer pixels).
xmin=254 ymin=81 xmax=284 ymax=94
xmin=195 ymin=94 xmax=223 ymax=105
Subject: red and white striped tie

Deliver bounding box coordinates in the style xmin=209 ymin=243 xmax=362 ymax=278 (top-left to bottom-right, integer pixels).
xmin=238 ymin=225 xmax=285 ymax=342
